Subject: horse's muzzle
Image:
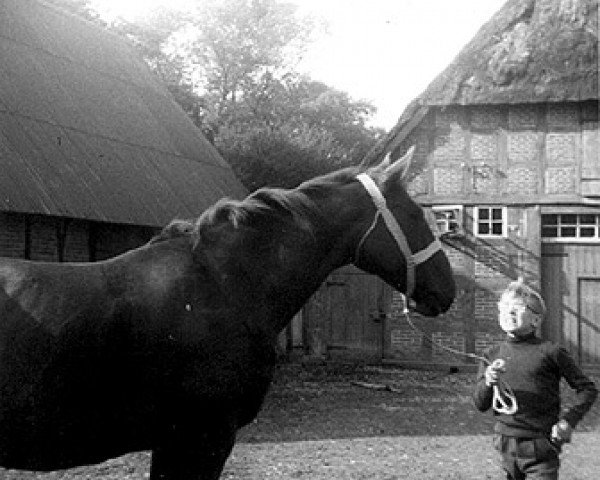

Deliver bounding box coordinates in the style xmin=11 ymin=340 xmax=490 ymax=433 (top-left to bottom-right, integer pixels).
xmin=411 ymin=288 xmax=454 ymax=317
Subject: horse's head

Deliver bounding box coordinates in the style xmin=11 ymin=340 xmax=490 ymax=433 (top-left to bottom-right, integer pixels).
xmin=352 ymin=147 xmax=455 ymax=316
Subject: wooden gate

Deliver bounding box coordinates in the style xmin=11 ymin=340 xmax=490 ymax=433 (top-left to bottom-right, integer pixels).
xmin=303 ymin=266 xmax=392 ymax=360
xmin=541 ymin=243 xmax=600 ymax=367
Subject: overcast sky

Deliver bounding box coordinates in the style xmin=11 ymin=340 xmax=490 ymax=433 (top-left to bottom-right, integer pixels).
xmin=92 ymin=0 xmax=507 ymax=130
xmin=293 ymin=0 xmax=507 ymax=129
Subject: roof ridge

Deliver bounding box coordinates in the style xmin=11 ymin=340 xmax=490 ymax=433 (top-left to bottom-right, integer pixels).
xmin=36 ymin=0 xmax=131 ymax=45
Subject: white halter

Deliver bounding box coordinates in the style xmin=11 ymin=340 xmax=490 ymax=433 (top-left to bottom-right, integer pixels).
xmin=354 ymin=173 xmax=442 ymax=298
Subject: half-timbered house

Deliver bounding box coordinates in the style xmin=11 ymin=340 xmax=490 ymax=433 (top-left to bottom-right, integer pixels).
xmin=364 ymin=0 xmax=599 ymax=369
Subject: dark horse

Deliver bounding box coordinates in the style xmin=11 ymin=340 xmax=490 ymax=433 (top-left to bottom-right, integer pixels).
xmin=0 ymin=149 xmax=455 ymax=479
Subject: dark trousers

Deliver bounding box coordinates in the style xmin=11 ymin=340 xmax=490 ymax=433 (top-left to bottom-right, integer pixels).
xmin=494 ymin=434 xmax=560 ymax=480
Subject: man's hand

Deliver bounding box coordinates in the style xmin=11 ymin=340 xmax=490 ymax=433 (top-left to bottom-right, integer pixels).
xmin=485 ymin=359 xmax=506 ymax=387
xmin=551 ymin=419 xmax=573 ymax=444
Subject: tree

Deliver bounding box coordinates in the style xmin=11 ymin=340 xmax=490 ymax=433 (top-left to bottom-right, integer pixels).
xmin=184 ymin=0 xmax=317 ymax=135
xmin=215 ymin=77 xmax=384 ymax=189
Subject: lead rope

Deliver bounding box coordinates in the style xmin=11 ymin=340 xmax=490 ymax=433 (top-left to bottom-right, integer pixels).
xmin=399 ymin=294 xmax=517 ymax=415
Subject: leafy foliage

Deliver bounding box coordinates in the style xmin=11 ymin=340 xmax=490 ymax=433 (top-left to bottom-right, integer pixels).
xmin=216 ymin=77 xmax=383 ymax=189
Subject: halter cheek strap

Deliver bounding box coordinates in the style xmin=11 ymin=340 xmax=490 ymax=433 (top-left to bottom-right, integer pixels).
xmin=354 ymin=173 xmax=442 ymax=298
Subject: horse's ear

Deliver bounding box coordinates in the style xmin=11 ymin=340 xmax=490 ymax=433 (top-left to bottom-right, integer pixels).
xmin=377 ymin=152 xmax=393 ymax=170
xmin=383 ymin=145 xmax=415 ymax=181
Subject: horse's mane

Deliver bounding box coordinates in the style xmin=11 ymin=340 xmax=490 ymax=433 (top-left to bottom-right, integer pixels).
xmin=150 ymin=166 xmax=361 ymax=246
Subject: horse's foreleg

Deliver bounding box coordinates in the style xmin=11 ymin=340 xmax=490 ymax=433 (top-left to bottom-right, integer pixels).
xmin=149 ymin=432 xmax=235 ymax=480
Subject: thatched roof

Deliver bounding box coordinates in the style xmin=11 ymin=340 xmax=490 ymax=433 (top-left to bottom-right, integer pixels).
xmin=422 ymin=0 xmax=598 ymax=105
xmin=365 ymin=0 xmax=598 ymax=163
xmin=0 ymin=0 xmax=247 ymax=227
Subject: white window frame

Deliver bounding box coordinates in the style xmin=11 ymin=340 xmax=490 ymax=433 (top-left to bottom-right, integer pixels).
xmin=541 ymin=213 xmax=600 ymax=243
xmin=431 ymin=205 xmax=463 ymax=236
xmin=474 ymin=206 xmax=507 ymax=238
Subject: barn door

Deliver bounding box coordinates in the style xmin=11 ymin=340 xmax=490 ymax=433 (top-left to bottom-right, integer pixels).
xmin=305 ymin=266 xmax=391 ymax=360
xmin=328 ymin=267 xmax=391 ymax=359
xmin=579 ymin=278 xmax=600 ymax=366
xmin=542 ymin=243 xmax=600 ymax=367
xmin=541 ymin=244 xmax=567 ymax=347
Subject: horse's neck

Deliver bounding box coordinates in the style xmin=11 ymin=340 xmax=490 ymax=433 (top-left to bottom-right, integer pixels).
xmin=269 ymin=190 xmax=357 ymax=307
xmin=209 ymin=189 xmax=358 ymax=335
xmin=266 ymin=234 xmax=343 ymax=318
xmin=226 ymin=226 xmax=342 ymax=306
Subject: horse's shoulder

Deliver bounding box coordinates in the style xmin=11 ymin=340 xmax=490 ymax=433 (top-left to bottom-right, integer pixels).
xmin=0 ymin=258 xmax=38 ymax=296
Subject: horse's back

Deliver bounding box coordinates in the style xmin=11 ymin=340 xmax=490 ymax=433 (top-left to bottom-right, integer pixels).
xmin=0 ymin=257 xmax=106 ymax=333
xmin=0 ymin=242 xmax=201 ymax=469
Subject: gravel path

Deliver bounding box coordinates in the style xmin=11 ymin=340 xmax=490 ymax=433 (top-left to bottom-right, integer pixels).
xmin=222 ymin=432 xmax=600 ymax=479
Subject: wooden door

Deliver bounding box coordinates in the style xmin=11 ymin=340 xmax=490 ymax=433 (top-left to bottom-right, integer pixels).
xmin=541 ymin=244 xmax=567 ymax=347
xmin=579 ymin=278 xmax=600 ymax=365
xmin=304 ymin=266 xmax=392 ymax=360
xmin=542 ymin=243 xmax=600 ymax=367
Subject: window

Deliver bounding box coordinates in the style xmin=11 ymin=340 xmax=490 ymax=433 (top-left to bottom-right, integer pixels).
xmin=431 ymin=205 xmax=463 ymax=236
xmin=542 ymin=213 xmax=600 ymax=242
xmin=474 ymin=206 xmax=507 ymax=238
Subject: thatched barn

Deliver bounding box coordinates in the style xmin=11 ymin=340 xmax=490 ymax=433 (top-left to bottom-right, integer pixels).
xmin=359 ymin=0 xmax=599 ymax=368
xmin=0 ymin=0 xmax=246 ymax=262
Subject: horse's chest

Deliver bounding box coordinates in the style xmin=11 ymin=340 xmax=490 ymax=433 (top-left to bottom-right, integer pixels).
xmin=176 ymin=330 xmax=276 ymax=422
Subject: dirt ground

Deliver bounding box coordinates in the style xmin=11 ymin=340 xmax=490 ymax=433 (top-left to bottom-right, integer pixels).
xmin=2 ymin=363 xmax=599 ymax=479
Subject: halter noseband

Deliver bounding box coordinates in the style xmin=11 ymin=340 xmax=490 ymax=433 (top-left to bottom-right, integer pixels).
xmin=354 ymin=173 xmax=442 ymax=298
